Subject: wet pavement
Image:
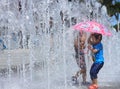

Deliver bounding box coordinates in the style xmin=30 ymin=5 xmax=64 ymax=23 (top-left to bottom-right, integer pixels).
xmin=69 ymin=81 xmax=120 ymax=89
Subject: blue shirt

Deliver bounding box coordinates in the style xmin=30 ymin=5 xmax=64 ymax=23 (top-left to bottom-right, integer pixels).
xmin=92 ymin=42 xmax=104 ymax=63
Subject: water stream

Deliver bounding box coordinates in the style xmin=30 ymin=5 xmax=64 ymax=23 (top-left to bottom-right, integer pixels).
xmin=0 ymin=0 xmax=120 ymax=89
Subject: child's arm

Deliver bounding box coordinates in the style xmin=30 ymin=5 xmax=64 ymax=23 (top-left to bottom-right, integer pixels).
xmin=74 ymin=38 xmax=79 ymax=53
xmin=88 ymin=45 xmax=98 ymax=53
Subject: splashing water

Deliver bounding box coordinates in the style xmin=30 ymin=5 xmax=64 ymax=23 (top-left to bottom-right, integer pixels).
xmin=0 ymin=0 xmax=120 ymax=89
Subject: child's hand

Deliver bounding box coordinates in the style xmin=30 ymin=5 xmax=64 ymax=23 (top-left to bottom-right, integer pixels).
xmin=84 ymin=50 xmax=89 ymax=54
xmin=87 ymin=45 xmax=92 ymax=50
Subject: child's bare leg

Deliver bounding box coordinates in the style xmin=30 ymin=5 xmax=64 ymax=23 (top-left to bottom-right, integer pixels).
xmin=81 ymin=69 xmax=86 ymax=83
xmin=72 ymin=69 xmax=81 ymax=82
xmin=80 ymin=69 xmax=86 ymax=74
xmin=75 ymin=69 xmax=85 ymax=77
xmin=75 ymin=69 xmax=85 ymax=76
xmin=75 ymin=70 xmax=80 ymax=77
xmin=92 ymin=78 xmax=97 ymax=85
xmin=72 ymin=71 xmax=80 ymax=83
xmin=74 ymin=69 xmax=87 ymax=84
xmin=82 ymin=72 xmax=86 ymax=82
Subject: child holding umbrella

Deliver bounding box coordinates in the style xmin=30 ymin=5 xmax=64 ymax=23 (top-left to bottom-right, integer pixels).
xmin=88 ymin=33 xmax=104 ymax=89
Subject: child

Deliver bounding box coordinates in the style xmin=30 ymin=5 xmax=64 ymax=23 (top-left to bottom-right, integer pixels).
xmin=88 ymin=33 xmax=104 ymax=89
xmin=72 ymin=31 xmax=87 ymax=85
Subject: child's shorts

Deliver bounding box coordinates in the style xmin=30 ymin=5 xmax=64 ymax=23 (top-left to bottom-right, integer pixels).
xmin=90 ymin=62 xmax=104 ymax=80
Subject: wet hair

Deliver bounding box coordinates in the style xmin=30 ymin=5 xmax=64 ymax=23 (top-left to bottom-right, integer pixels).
xmin=93 ymin=33 xmax=102 ymax=41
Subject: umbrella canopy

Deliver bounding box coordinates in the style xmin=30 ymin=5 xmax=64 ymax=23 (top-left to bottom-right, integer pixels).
xmin=73 ymin=21 xmax=112 ymax=36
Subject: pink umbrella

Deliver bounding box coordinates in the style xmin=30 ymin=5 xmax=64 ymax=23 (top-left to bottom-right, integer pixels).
xmin=73 ymin=21 xmax=112 ymax=36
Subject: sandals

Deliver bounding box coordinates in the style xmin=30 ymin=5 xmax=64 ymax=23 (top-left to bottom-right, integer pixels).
xmin=88 ymin=84 xmax=98 ymax=89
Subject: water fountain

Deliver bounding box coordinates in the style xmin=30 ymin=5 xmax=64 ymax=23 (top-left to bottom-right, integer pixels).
xmin=0 ymin=0 xmax=120 ymax=89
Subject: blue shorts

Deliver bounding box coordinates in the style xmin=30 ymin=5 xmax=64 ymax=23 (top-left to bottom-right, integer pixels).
xmin=90 ymin=62 xmax=104 ymax=80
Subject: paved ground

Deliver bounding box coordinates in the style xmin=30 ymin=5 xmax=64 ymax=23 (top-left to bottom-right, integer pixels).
xmin=0 ymin=74 xmax=120 ymax=89
xmin=69 ymin=83 xmax=120 ymax=89
xmin=68 ymin=80 xmax=120 ymax=89
xmin=0 ymin=49 xmax=120 ymax=89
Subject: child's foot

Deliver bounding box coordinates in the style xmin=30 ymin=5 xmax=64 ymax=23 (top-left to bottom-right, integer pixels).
xmin=71 ymin=76 xmax=78 ymax=84
xmin=81 ymin=81 xmax=90 ymax=86
xmin=81 ymin=81 xmax=88 ymax=86
xmin=81 ymin=81 xmax=86 ymax=85
xmin=88 ymin=84 xmax=98 ymax=89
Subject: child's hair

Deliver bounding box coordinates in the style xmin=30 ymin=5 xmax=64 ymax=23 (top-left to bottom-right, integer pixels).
xmin=93 ymin=33 xmax=102 ymax=41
